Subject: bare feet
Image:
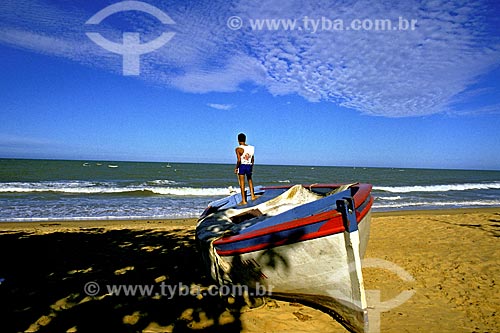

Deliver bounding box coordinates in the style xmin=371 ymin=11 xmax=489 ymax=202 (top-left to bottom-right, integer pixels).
xmin=238 ymin=201 xmax=248 ymax=206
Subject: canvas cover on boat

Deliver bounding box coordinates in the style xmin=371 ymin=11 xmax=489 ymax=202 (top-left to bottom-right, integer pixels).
xmin=224 ymin=184 xmax=322 ymax=221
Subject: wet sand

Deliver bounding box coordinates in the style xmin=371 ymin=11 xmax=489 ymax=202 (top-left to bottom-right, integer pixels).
xmin=0 ymin=208 xmax=498 ymax=332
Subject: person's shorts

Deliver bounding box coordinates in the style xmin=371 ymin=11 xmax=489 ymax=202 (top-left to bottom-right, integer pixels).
xmin=238 ymin=164 xmax=253 ymax=176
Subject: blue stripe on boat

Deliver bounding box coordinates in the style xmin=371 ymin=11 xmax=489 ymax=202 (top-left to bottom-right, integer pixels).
xmin=232 ymin=189 xmax=351 ymax=234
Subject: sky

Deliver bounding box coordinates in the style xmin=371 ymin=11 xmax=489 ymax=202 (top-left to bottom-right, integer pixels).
xmin=0 ymin=0 xmax=499 ymax=170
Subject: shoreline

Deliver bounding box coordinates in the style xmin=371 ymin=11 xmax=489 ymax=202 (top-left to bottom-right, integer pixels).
xmin=372 ymin=206 xmax=500 ymax=217
xmin=1 ymin=206 xmax=499 ymax=228
xmin=0 ymin=217 xmax=198 ymax=233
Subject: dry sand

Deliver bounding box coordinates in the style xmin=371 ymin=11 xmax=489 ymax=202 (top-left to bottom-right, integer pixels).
xmin=0 ymin=208 xmax=498 ymax=332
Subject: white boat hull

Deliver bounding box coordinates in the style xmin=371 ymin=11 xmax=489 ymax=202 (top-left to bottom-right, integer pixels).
xmin=215 ymin=211 xmax=371 ymax=332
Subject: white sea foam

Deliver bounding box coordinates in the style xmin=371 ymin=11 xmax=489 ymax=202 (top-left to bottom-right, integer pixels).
xmin=147 ymin=187 xmax=230 ymax=196
xmin=0 ymin=212 xmax=203 ymax=222
xmin=146 ymin=179 xmax=179 ymax=186
xmin=0 ymin=181 xmax=229 ymax=196
xmin=378 ymin=196 xmax=402 ymax=201
xmin=374 ymin=182 xmax=500 ymax=193
xmin=374 ymin=199 xmax=500 ymax=209
xmin=0 ymin=181 xmax=122 ymax=194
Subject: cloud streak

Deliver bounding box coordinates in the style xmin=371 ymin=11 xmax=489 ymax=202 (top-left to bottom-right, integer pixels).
xmin=207 ymin=103 xmax=235 ymax=110
xmin=0 ymin=0 xmax=498 ymax=117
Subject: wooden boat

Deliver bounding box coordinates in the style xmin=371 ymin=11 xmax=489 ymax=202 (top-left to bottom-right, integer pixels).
xmin=196 ymin=183 xmax=373 ymax=333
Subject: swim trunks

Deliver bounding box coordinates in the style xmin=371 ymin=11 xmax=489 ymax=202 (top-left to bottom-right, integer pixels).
xmin=238 ymin=164 xmax=253 ymax=176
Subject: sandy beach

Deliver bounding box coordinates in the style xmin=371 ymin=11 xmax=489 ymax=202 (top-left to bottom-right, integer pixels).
xmin=0 ymin=208 xmax=498 ymax=332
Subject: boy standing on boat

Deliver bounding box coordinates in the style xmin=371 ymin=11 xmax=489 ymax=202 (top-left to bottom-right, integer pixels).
xmin=235 ymin=133 xmax=256 ymax=205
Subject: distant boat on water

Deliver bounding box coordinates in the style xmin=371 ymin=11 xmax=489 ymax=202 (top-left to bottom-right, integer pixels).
xmin=107 ymin=164 xmax=118 ymax=168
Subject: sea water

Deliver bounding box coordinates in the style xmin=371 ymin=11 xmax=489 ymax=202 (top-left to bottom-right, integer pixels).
xmin=0 ymin=159 xmax=499 ymax=221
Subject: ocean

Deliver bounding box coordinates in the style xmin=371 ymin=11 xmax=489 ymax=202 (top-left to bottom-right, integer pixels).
xmin=1 ymin=159 xmax=499 ymax=222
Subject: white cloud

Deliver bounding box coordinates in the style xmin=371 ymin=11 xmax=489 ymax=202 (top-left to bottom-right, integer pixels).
xmin=207 ymin=103 xmax=235 ymax=110
xmin=446 ymin=103 xmax=500 ymax=117
xmin=230 ymin=0 xmax=500 ymax=117
xmin=0 ymin=0 xmax=498 ymax=117
xmin=167 ymin=55 xmax=266 ymax=93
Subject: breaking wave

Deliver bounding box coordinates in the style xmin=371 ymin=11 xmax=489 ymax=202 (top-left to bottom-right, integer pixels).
xmin=0 ymin=181 xmax=230 ymax=197
xmin=374 ymin=182 xmax=500 ymax=193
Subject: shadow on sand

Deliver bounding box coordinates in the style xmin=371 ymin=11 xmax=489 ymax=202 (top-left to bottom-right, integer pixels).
xmin=0 ymin=227 xmax=251 ymax=333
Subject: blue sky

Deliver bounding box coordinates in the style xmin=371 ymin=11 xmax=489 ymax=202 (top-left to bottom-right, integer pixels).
xmin=0 ymin=0 xmax=499 ymax=170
